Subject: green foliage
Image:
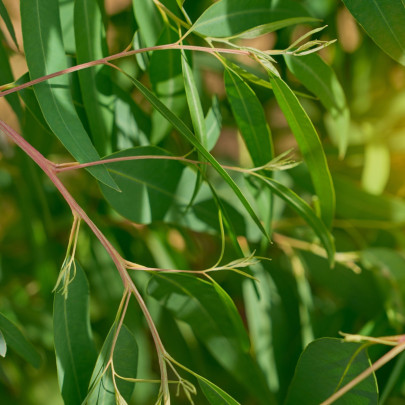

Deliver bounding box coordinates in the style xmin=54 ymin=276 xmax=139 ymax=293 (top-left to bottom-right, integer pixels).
xmin=1 ymin=1 xmax=405 ymax=404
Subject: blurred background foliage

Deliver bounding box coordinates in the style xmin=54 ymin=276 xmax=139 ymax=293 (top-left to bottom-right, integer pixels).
xmin=0 ymin=0 xmax=405 ymax=404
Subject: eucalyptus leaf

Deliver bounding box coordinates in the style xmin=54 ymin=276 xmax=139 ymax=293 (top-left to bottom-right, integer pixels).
xmin=54 ymin=262 xmax=97 ymax=405
xmin=205 ymin=96 xmax=222 ymax=151
xmin=0 ymin=0 xmax=18 ymax=49
xmin=0 ymin=312 xmax=41 ymax=368
xmin=198 ymin=377 xmax=240 ymax=405
xmin=132 ymin=0 xmax=162 ymax=47
xmin=0 ymin=329 xmax=6 ymax=357
xmin=343 ymin=0 xmax=405 ymax=66
xmin=20 ymin=0 xmax=118 ymax=190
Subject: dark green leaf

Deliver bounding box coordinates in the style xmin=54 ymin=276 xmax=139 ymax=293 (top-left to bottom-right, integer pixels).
xmin=0 ymin=312 xmax=41 ymax=368
xmin=20 ymin=0 xmax=118 ymax=190
xmin=100 ymin=146 xmax=184 ymax=224
xmin=54 ymin=262 xmax=97 ymax=404
xmin=191 ymin=0 xmax=310 ymax=38
xmin=225 ymin=68 xmax=273 ymax=167
xmin=342 ymin=0 xmax=405 ymax=65
xmin=260 ymin=176 xmax=335 ymax=265
xmin=147 ymin=274 xmax=275 ymax=404
xmin=269 ymin=75 xmax=335 ymax=228
xmin=86 ymin=324 xmax=138 ymax=404
xmin=205 ymin=96 xmax=222 ymax=151
xmin=126 ymin=73 xmax=270 ymax=240
xmin=285 ymin=338 xmax=378 ymax=405
xmin=284 ymin=53 xmax=350 ymax=157
xmin=74 ymin=0 xmax=114 ymax=156
xmin=198 ymin=377 xmax=240 ymax=405
xmin=0 ymin=0 xmax=18 ymax=49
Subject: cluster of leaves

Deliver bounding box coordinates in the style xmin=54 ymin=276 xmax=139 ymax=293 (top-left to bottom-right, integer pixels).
xmin=0 ymin=0 xmax=405 ymax=404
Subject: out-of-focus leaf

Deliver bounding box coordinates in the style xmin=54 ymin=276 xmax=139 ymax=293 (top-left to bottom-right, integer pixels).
xmin=0 ymin=31 xmax=22 ymax=119
xmin=342 ymin=0 xmax=405 ymax=66
xmin=260 ymin=176 xmax=335 ymax=266
xmin=54 ymin=262 xmax=97 ymax=405
xmin=126 ymin=73 xmax=270 ymax=240
xmin=86 ymin=324 xmax=138 ymax=404
xmin=99 ymin=146 xmax=184 ymax=224
xmin=285 ymin=338 xmax=378 ymax=404
xmin=74 ymin=0 xmax=114 ymax=156
xmin=0 ymin=329 xmax=6 ymax=357
xmin=190 ymin=0 xmax=310 ymax=38
xmin=334 ymin=175 xmax=405 ymax=222
xmin=269 ymin=75 xmax=335 ymax=228
xmin=284 ymin=53 xmax=350 ymax=157
xmin=132 ymin=0 xmax=162 ymax=47
xmin=147 ymin=274 xmax=276 ymax=404
xmin=225 ymin=68 xmax=273 ymax=167
xmin=198 ymin=377 xmax=240 ymax=405
xmin=149 ymin=26 xmax=186 ymax=144
xmin=0 ymin=0 xmax=18 ymax=49
xmin=361 ymin=141 xmax=390 ymax=195
xmin=59 ymin=0 xmax=75 ymax=54
xmin=0 ymin=312 xmax=41 ymax=368
xmin=205 ymin=96 xmax=222 ymax=151
xmin=20 ymin=0 xmax=118 ymax=190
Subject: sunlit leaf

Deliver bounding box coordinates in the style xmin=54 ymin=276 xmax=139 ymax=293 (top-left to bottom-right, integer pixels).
xmin=269 ymin=74 xmax=335 ymax=228
xmin=54 ymin=262 xmax=97 ymax=404
xmin=132 ymin=0 xmax=162 ymax=47
xmin=285 ymin=338 xmax=378 ymax=404
xmin=20 ymin=0 xmax=118 ymax=190
xmin=343 ymin=0 xmax=405 ymax=66
xmin=0 ymin=329 xmax=6 ymax=357
xmin=0 ymin=312 xmax=41 ymax=368
xmin=205 ymin=96 xmax=222 ymax=151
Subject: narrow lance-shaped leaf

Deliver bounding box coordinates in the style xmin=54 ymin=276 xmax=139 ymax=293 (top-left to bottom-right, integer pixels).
xmin=0 ymin=312 xmax=41 ymax=368
xmin=269 ymin=74 xmax=335 ymax=228
xmin=20 ymin=0 xmax=118 ymax=190
xmin=198 ymin=375 xmax=241 ymax=405
xmin=74 ymin=0 xmax=114 ymax=156
xmin=205 ymin=96 xmax=222 ymax=151
xmin=284 ymin=53 xmax=350 ymax=158
xmin=132 ymin=0 xmax=162 ymax=47
xmin=0 ymin=0 xmax=18 ymax=49
xmin=85 ymin=324 xmax=138 ymax=405
xmin=285 ymin=338 xmax=378 ymax=405
xmin=342 ymin=0 xmax=405 ymax=66
xmin=0 ymin=329 xmax=6 ymax=357
xmin=225 ymin=68 xmax=274 ymax=167
xmin=54 ymin=262 xmax=97 ymax=404
xmin=260 ymin=176 xmax=335 ymax=266
xmin=126 ymin=72 xmax=270 ymax=241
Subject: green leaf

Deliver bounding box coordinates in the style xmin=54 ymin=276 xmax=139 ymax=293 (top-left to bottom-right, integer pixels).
xmin=260 ymin=176 xmax=335 ymax=266
xmin=285 ymin=338 xmax=378 ymax=405
xmin=224 ymin=68 xmax=273 ymax=167
xmin=284 ymin=53 xmax=350 ymax=158
xmin=0 ymin=0 xmax=18 ymax=49
xmin=74 ymin=0 xmax=114 ymax=156
xmin=205 ymin=96 xmax=222 ymax=152
xmin=342 ymin=0 xmax=405 ymax=66
xmin=86 ymin=324 xmax=138 ymax=405
xmin=0 ymin=329 xmax=6 ymax=357
xmin=147 ymin=274 xmax=276 ymax=404
xmin=20 ymin=0 xmax=118 ymax=190
xmin=269 ymin=75 xmax=335 ymax=228
xmin=190 ymin=0 xmax=310 ymax=38
xmin=126 ymin=72 xmax=270 ymax=241
xmin=0 ymin=312 xmax=41 ymax=368
xmin=54 ymin=262 xmax=97 ymax=405
xmin=198 ymin=377 xmax=240 ymax=405
xmin=133 ymin=0 xmax=162 ymax=47
xmin=100 ymin=146 xmax=184 ymax=224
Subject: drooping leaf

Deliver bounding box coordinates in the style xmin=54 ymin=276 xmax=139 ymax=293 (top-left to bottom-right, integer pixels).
xmin=125 ymin=73 xmax=270 ymax=240
xmin=0 ymin=312 xmax=41 ymax=368
xmin=99 ymin=146 xmax=184 ymax=224
xmin=342 ymin=0 xmax=405 ymax=66
xmin=54 ymin=262 xmax=97 ymax=404
xmin=74 ymin=0 xmax=114 ymax=155
xmin=260 ymin=176 xmax=335 ymax=266
xmin=224 ymin=68 xmax=273 ymax=167
xmin=147 ymin=274 xmax=276 ymax=404
xmin=0 ymin=0 xmax=18 ymax=49
xmin=284 ymin=53 xmax=350 ymax=157
xmin=285 ymin=338 xmax=378 ymax=405
xmin=190 ymin=0 xmax=310 ymax=38
xmin=205 ymin=96 xmax=222 ymax=151
xmin=149 ymin=26 xmax=186 ymax=144
xmin=86 ymin=324 xmax=138 ymax=405
xmin=20 ymin=0 xmax=118 ymax=190
xmin=269 ymin=75 xmax=335 ymax=228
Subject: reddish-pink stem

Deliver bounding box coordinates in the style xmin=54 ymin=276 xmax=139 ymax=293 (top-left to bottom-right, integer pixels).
xmin=0 ymin=43 xmax=250 ymax=98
